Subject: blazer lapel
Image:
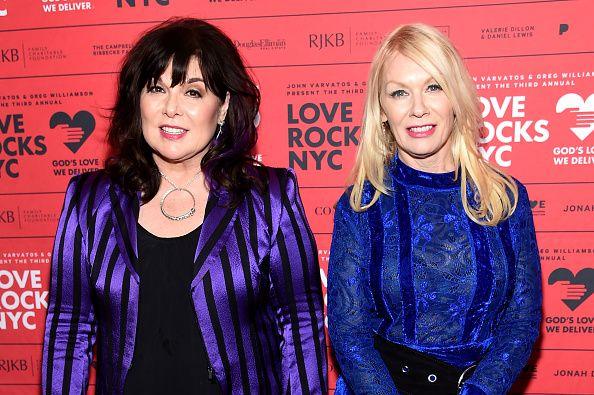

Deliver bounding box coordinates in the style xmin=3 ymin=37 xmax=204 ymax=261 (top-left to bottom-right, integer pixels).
xmin=107 ymin=182 xmax=238 ymax=288
xmin=190 ymin=190 xmax=239 ymax=290
xmin=109 ymin=184 xmax=141 ymax=284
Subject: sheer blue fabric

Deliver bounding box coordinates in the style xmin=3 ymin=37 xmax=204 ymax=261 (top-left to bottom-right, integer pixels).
xmin=328 ymin=159 xmax=542 ymax=395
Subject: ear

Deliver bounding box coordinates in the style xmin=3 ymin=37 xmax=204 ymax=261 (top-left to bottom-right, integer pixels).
xmin=218 ymin=92 xmax=230 ymax=123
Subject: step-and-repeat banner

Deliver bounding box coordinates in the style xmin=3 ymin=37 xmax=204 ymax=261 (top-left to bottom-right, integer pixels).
xmin=1 ymin=1 xmax=593 ymax=393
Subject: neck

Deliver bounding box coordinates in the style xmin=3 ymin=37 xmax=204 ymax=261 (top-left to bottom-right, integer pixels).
xmin=153 ymin=154 xmax=203 ymax=185
xmin=397 ymin=150 xmax=455 ymax=173
xmin=155 ymin=157 xmax=202 ymax=188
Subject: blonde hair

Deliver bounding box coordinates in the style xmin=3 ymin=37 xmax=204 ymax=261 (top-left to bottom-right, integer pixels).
xmin=350 ymin=23 xmax=517 ymax=226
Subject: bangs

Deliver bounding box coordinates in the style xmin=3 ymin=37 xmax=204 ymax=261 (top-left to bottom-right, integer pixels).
xmin=108 ymin=17 xmax=262 ymax=207
xmin=138 ymin=28 xmax=217 ymax=94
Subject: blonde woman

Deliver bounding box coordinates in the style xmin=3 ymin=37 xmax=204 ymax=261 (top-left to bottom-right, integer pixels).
xmin=328 ymin=24 xmax=541 ymax=395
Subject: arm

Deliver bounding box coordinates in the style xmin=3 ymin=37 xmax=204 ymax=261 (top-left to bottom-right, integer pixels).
xmin=461 ymin=184 xmax=542 ymax=395
xmin=42 ymin=175 xmax=97 ymax=394
xmin=328 ymin=193 xmax=399 ymax=395
xmin=268 ymin=168 xmax=327 ymax=394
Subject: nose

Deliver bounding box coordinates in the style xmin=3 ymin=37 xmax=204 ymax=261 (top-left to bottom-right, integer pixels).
xmin=410 ymin=92 xmax=429 ymax=118
xmin=164 ymin=92 xmax=181 ymax=118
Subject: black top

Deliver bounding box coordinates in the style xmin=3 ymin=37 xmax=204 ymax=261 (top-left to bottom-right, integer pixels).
xmin=124 ymin=224 xmax=221 ymax=395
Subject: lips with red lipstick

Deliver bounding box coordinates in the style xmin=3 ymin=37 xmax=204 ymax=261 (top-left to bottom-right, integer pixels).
xmin=160 ymin=125 xmax=188 ymax=140
xmin=407 ymin=124 xmax=436 ymax=138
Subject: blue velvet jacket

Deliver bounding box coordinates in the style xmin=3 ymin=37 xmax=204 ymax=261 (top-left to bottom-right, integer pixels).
xmin=328 ymin=159 xmax=542 ymax=395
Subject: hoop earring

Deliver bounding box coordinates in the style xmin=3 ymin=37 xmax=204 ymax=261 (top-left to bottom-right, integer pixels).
xmin=215 ymin=121 xmax=224 ymax=140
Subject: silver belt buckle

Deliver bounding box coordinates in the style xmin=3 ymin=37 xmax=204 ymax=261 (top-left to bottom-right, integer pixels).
xmin=457 ymin=364 xmax=477 ymax=390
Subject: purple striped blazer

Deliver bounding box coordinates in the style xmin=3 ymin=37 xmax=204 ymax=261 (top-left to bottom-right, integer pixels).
xmin=42 ymin=167 xmax=327 ymax=394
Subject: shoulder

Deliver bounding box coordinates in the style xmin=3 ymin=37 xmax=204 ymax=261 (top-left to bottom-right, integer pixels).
xmin=262 ymin=165 xmax=297 ymax=185
xmin=336 ymin=180 xmax=375 ymax=214
xmin=507 ymin=176 xmax=530 ymax=210
xmin=486 ymin=164 xmax=528 ymax=207
xmin=64 ymin=170 xmax=113 ymax=214
xmin=248 ymin=165 xmax=299 ymax=202
xmin=512 ymin=177 xmax=529 ymax=199
xmin=336 ymin=187 xmax=352 ymax=214
xmin=65 ymin=170 xmax=110 ymax=201
xmin=502 ymin=175 xmax=532 ymax=227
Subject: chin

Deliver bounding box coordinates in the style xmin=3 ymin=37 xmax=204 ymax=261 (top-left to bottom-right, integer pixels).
xmin=154 ymin=150 xmax=188 ymax=163
xmin=404 ymin=145 xmax=439 ymax=157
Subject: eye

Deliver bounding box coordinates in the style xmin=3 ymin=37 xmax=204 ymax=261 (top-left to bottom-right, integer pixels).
xmin=147 ymin=85 xmax=164 ymax=93
xmin=389 ymin=89 xmax=407 ymax=98
xmin=186 ymin=88 xmax=202 ymax=98
xmin=427 ymin=83 xmax=443 ymax=92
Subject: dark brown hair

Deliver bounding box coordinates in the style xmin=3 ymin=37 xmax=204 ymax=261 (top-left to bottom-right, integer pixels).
xmin=105 ymin=18 xmax=262 ymax=206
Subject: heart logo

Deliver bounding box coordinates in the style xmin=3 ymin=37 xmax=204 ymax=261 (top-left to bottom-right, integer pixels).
xmin=49 ymin=111 xmax=96 ymax=154
xmin=555 ymin=93 xmax=594 ymax=141
xmin=548 ymin=268 xmax=594 ymax=310
xmin=530 ymin=200 xmax=538 ymax=209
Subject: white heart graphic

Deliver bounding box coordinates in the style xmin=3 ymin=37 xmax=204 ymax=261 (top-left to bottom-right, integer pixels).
xmin=556 ymin=93 xmax=594 ymax=141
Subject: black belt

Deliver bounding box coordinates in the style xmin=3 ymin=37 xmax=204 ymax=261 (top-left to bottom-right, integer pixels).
xmin=374 ymin=335 xmax=476 ymax=395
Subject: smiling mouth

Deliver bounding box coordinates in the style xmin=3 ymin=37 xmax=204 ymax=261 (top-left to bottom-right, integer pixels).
xmin=407 ymin=124 xmax=436 ymax=137
xmin=160 ymin=126 xmax=188 ymax=140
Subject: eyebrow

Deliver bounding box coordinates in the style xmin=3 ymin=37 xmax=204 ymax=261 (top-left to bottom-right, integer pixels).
xmin=385 ymin=76 xmax=436 ymax=88
xmin=186 ymin=77 xmax=205 ymax=84
xmin=155 ymin=77 xmax=205 ymax=85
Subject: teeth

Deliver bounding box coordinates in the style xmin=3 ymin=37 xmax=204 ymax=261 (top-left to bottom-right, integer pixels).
xmin=409 ymin=125 xmax=433 ymax=133
xmin=161 ymin=126 xmax=186 ymax=135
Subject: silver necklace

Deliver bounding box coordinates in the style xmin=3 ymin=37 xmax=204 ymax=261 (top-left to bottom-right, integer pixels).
xmin=159 ymin=170 xmax=201 ymax=221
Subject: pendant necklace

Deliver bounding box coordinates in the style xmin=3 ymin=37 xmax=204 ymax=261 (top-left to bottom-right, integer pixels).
xmin=159 ymin=170 xmax=201 ymax=221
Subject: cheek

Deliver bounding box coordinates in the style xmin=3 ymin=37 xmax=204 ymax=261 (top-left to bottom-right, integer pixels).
xmin=140 ymin=112 xmax=153 ymax=137
xmin=385 ymin=108 xmax=407 ymax=128
xmin=434 ymin=99 xmax=454 ymax=123
xmin=139 ymin=103 xmax=161 ymax=143
xmin=139 ymin=98 xmax=158 ymax=123
xmin=442 ymin=112 xmax=455 ymax=135
xmin=442 ymin=105 xmax=455 ymax=122
xmin=186 ymin=103 xmax=219 ymax=124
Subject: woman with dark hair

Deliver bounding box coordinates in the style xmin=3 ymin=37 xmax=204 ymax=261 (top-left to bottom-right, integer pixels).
xmin=42 ymin=18 xmax=326 ymax=394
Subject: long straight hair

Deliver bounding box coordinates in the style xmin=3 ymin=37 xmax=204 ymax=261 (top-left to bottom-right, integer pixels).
xmin=350 ymin=24 xmax=518 ymax=226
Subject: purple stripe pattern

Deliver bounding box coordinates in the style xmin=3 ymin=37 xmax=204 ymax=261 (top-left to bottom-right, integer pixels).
xmin=42 ymin=168 xmax=327 ymax=394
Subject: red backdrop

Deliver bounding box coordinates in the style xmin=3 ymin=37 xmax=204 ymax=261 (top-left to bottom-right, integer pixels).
xmin=1 ymin=1 xmax=594 ymax=393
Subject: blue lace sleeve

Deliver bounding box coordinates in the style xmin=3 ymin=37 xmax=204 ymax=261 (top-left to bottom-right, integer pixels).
xmin=461 ymin=184 xmax=542 ymax=395
xmin=328 ymin=193 xmax=399 ymax=395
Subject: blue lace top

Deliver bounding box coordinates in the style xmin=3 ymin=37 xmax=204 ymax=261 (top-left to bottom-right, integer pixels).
xmin=328 ymin=158 xmax=542 ymax=395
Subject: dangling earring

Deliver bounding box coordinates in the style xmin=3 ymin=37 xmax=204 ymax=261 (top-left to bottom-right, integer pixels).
xmin=215 ymin=120 xmax=224 ymax=140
